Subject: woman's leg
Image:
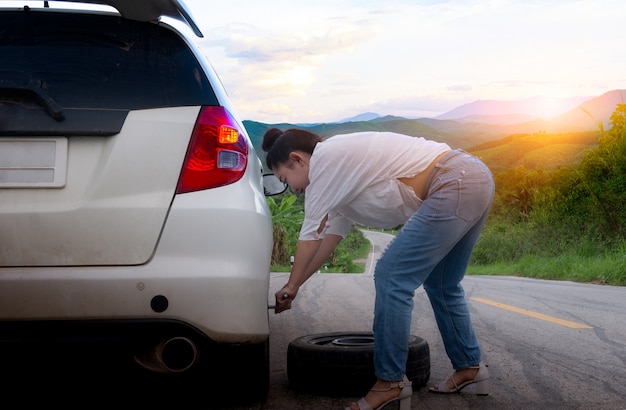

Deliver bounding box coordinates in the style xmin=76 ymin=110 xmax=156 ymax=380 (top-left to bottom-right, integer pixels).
xmin=423 ymin=209 xmax=489 ymax=369
xmin=373 ymin=153 xmax=494 ymax=379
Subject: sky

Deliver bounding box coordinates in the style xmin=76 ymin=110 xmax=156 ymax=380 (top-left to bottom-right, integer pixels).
xmin=180 ymin=0 xmax=626 ymax=124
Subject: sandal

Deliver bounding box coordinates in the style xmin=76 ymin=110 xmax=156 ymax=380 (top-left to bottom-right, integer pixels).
xmin=345 ymin=375 xmax=412 ymax=410
xmin=429 ymin=361 xmax=489 ymax=395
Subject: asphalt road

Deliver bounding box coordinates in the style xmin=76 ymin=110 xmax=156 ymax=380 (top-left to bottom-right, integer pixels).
xmin=235 ymin=230 xmax=626 ymax=410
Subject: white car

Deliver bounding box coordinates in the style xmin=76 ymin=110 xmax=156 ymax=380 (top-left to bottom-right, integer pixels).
xmin=0 ymin=0 xmax=281 ymax=400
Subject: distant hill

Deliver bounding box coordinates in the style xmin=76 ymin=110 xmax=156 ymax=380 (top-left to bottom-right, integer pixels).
xmin=338 ymin=112 xmax=381 ymax=123
xmin=245 ymin=89 xmax=624 ymax=171
xmin=435 ymin=95 xmax=590 ymax=122
xmin=549 ymin=89 xmax=626 ymax=130
xmin=467 ymin=131 xmax=602 ymax=174
xmin=246 ymin=116 xmax=513 ymax=155
xmin=430 ymin=90 xmax=625 ymax=134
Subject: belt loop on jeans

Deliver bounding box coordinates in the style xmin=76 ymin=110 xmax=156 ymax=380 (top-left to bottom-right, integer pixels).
xmin=428 ymin=149 xmax=466 ymax=183
xmin=424 ymin=150 xmax=456 ymax=195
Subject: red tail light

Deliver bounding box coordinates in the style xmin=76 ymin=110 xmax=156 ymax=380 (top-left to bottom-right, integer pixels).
xmin=176 ymin=106 xmax=248 ymax=193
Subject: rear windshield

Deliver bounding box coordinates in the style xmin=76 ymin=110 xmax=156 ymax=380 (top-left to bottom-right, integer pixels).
xmin=0 ymin=10 xmax=218 ymax=110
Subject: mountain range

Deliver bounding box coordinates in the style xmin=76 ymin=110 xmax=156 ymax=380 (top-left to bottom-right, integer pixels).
xmin=244 ymin=89 xmax=625 ymax=152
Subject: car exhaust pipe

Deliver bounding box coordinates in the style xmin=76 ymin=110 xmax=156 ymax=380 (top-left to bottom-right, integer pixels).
xmin=133 ymin=336 xmax=199 ymax=373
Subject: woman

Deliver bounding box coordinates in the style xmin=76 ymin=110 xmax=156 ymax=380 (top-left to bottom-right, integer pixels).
xmin=264 ymin=127 xmax=494 ymax=410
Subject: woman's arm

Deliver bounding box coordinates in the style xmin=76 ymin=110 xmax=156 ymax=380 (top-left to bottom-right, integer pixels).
xmin=274 ymin=233 xmax=343 ymax=313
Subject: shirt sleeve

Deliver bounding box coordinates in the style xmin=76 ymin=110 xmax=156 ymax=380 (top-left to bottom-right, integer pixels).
xmin=299 ymin=210 xmax=354 ymax=240
xmin=325 ymin=211 xmax=355 ymax=238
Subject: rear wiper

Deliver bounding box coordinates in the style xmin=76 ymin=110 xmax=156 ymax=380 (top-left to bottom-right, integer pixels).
xmin=0 ymin=79 xmax=65 ymax=121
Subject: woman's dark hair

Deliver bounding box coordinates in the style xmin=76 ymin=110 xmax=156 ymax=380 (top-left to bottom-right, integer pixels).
xmin=262 ymin=128 xmax=322 ymax=170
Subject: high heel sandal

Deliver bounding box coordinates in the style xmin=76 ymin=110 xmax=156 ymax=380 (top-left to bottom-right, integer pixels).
xmin=345 ymin=375 xmax=412 ymax=410
xmin=429 ymin=361 xmax=489 ymax=395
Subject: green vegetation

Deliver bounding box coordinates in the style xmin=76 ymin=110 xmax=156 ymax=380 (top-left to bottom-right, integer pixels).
xmin=469 ymin=104 xmax=626 ymax=286
xmin=267 ymin=191 xmax=369 ymax=273
xmin=266 ymin=104 xmax=626 ymax=286
xmin=470 ymin=131 xmax=600 ymax=173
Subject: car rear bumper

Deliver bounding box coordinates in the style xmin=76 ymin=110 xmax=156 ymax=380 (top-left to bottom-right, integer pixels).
xmin=0 ymin=265 xmax=271 ymax=343
xmin=0 ymin=189 xmax=274 ymax=345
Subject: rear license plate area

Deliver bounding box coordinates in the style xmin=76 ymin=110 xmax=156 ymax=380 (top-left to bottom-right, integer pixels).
xmin=0 ymin=137 xmax=68 ymax=188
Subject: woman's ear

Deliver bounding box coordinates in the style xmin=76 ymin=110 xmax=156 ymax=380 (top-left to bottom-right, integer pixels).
xmin=289 ymin=152 xmax=304 ymax=164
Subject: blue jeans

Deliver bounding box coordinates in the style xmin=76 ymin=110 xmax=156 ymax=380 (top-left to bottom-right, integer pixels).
xmin=373 ymin=149 xmax=494 ymax=381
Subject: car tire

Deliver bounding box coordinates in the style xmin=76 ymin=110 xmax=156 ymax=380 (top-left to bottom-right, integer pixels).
xmin=287 ymin=331 xmax=430 ymax=395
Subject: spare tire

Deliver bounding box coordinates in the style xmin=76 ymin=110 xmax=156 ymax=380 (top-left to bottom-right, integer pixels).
xmin=287 ymin=331 xmax=430 ymax=395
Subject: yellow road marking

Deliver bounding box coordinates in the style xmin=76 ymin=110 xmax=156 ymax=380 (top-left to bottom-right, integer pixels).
xmin=471 ymin=297 xmax=593 ymax=329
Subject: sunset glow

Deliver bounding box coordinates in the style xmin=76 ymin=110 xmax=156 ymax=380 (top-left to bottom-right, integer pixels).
xmin=185 ymin=0 xmax=626 ymax=123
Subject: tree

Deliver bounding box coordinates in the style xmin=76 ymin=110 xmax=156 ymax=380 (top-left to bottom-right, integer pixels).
xmin=267 ymin=194 xmax=303 ymax=265
xmin=548 ymin=103 xmax=626 ymax=239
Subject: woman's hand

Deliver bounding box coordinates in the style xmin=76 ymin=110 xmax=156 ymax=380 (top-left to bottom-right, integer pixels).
xmin=274 ymin=285 xmax=298 ymax=314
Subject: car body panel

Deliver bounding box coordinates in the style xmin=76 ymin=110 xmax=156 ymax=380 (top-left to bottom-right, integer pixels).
xmin=0 ymin=0 xmax=274 ymax=365
xmin=0 ymin=157 xmax=273 ymax=342
xmin=1 ymin=107 xmax=195 ymax=266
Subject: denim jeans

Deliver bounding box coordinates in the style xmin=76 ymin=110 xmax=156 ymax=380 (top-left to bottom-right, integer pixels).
xmin=373 ymin=149 xmax=494 ymax=381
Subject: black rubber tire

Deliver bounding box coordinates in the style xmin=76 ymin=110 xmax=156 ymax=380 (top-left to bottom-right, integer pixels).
xmin=287 ymin=331 xmax=430 ymax=395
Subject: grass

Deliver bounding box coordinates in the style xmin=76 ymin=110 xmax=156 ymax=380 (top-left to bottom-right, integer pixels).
xmin=468 ymin=251 xmax=626 ymax=286
xmin=271 ymin=234 xmax=370 ymax=273
xmin=346 ymin=238 xmax=371 ymax=265
xmin=271 ymin=228 xmax=625 ymax=287
xmin=346 ymin=235 xmax=625 ymax=287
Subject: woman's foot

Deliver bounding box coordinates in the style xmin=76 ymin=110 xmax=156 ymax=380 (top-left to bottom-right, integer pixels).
xmin=429 ymin=362 xmax=489 ymax=395
xmin=437 ymin=366 xmax=479 ymax=390
xmin=346 ymin=377 xmax=412 ymax=410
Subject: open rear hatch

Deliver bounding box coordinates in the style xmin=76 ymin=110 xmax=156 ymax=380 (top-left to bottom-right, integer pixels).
xmin=53 ymin=0 xmax=204 ymax=37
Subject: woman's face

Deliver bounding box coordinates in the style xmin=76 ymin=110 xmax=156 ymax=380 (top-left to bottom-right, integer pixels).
xmin=273 ymin=153 xmax=310 ymax=194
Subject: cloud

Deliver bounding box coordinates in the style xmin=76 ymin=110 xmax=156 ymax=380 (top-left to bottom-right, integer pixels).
xmin=447 ymin=84 xmax=473 ymax=92
xmin=197 ymin=17 xmax=381 ymax=117
xmin=184 ymin=0 xmax=626 ymax=123
xmin=256 ymin=102 xmax=292 ymax=117
xmin=201 ymin=16 xmax=379 ymax=64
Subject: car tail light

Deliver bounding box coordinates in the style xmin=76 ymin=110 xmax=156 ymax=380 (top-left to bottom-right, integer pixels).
xmin=176 ymin=106 xmax=248 ymax=193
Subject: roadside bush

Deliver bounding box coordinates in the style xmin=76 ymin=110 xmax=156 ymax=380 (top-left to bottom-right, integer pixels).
xmin=323 ymin=228 xmax=367 ymax=273
xmin=268 ymin=193 xmax=367 ymax=273
xmin=471 ymin=218 xmax=540 ymax=264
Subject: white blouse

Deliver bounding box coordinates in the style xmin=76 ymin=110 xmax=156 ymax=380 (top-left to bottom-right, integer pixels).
xmin=299 ymin=131 xmax=451 ymax=240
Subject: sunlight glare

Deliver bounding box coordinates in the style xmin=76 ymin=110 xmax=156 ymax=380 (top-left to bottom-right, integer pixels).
xmin=537 ymin=98 xmax=565 ymax=119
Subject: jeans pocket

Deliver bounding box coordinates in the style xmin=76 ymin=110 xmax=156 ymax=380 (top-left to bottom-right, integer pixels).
xmin=455 ymin=171 xmax=494 ymax=222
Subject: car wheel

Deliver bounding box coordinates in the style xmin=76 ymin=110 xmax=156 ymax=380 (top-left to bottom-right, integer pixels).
xmin=287 ymin=331 xmax=430 ymax=395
